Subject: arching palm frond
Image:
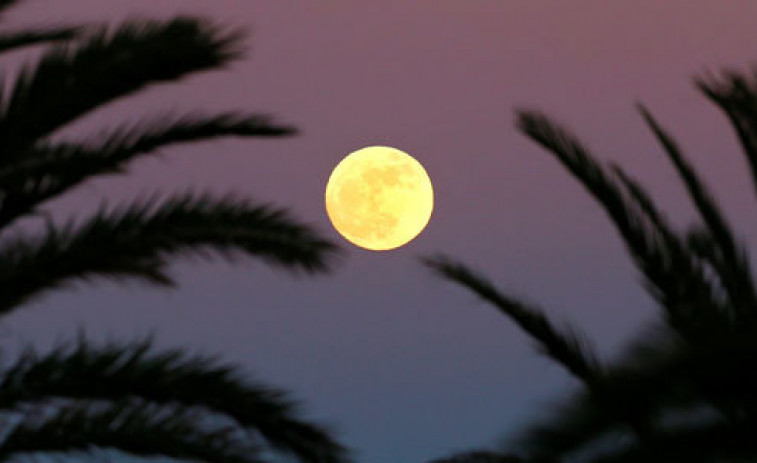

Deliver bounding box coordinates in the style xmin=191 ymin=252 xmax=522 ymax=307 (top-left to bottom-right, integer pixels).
xmin=0 ymin=17 xmax=242 ymax=153
xmin=0 ymin=2 xmax=350 ymax=460
xmin=427 ymin=68 xmax=757 ymax=462
xmin=422 ymin=257 xmax=678 ymax=451
xmin=0 ymin=402 xmax=265 ymax=463
xmin=637 ymin=106 xmax=736 ymax=258
xmin=423 ymin=255 xmax=601 ymax=384
xmin=0 ymin=193 xmax=337 ymax=312
xmin=0 ymin=338 xmax=349 ymax=463
xmin=638 ymin=105 xmax=757 ymax=317
xmin=0 ymin=113 xmax=295 ymax=230
xmin=517 ymin=111 xmax=726 ymax=341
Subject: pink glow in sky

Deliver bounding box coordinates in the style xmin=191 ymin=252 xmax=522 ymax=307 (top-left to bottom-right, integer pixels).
xmin=3 ymin=2 xmax=757 ymax=462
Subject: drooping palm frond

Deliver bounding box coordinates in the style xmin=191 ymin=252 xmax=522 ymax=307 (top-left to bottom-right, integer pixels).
xmin=423 ymin=255 xmax=601 ymax=384
xmin=0 ymin=402 xmax=265 ymax=463
xmin=0 ymin=193 xmax=337 ymax=313
xmin=638 ymin=104 xmax=757 ymax=317
xmin=423 ymin=256 xmax=672 ymax=445
xmin=511 ymin=107 xmax=757 ymax=458
xmin=637 ymin=106 xmax=736 ymax=259
xmin=516 ymin=111 xmax=727 ymax=340
xmin=0 ymin=338 xmax=350 ymax=463
xmin=0 ymin=17 xmax=243 ymax=152
xmin=605 ymin=162 xmax=731 ymax=331
xmin=0 ymin=112 xmax=296 ymax=230
xmin=494 ymin=112 xmax=757 ymax=459
xmin=428 ymin=68 xmax=757 ymax=462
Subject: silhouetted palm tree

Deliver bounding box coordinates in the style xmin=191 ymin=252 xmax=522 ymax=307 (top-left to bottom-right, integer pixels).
xmin=426 ymin=68 xmax=757 ymax=462
xmin=0 ymin=2 xmax=349 ymax=462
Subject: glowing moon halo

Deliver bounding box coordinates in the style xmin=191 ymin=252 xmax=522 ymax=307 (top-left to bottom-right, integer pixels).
xmin=325 ymin=146 xmax=433 ymax=251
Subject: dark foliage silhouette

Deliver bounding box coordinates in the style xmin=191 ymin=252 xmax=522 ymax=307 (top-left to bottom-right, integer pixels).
xmin=0 ymin=2 xmax=349 ymax=462
xmin=426 ymin=68 xmax=757 ymax=462
xmin=428 ymin=450 xmax=524 ymax=463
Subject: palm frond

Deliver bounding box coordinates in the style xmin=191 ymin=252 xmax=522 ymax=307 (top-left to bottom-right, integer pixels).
xmin=0 ymin=402 xmax=265 ymax=463
xmin=696 ymin=72 xmax=757 ymax=204
xmin=0 ymin=338 xmax=351 ymax=463
xmin=428 ymin=69 xmax=757 ymax=463
xmin=0 ymin=17 xmax=243 ymax=152
xmin=0 ymin=26 xmax=82 ymax=54
xmin=637 ymin=105 xmax=733 ymax=250
xmin=610 ymin=165 xmax=744 ymax=330
xmin=0 ymin=112 xmax=296 ymax=230
xmin=0 ymin=2 xmax=347 ymax=462
xmin=609 ymin=164 xmax=674 ymax=242
xmin=516 ymin=110 xmax=727 ymax=340
xmin=638 ymin=105 xmax=757 ymax=316
xmin=0 ymin=193 xmax=338 ymax=313
xmin=423 ymin=255 xmax=600 ymax=384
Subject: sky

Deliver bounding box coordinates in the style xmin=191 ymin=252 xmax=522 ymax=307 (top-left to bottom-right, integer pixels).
xmin=4 ymin=1 xmax=757 ymax=462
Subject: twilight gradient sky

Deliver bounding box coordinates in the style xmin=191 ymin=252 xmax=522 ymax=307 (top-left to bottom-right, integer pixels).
xmin=4 ymin=2 xmax=757 ymax=462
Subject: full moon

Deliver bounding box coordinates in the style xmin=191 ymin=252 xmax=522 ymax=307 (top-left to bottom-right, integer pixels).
xmin=325 ymin=146 xmax=434 ymax=251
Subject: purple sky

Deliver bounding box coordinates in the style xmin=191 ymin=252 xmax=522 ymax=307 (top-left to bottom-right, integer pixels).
xmin=4 ymin=1 xmax=757 ymax=462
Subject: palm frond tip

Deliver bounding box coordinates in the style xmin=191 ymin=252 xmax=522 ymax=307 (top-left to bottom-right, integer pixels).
xmin=423 ymin=255 xmax=601 ymax=383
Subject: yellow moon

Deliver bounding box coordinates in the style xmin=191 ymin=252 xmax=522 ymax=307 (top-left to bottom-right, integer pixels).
xmin=325 ymin=146 xmax=433 ymax=251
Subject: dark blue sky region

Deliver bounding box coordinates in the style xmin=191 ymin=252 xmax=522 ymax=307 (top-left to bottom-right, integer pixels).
xmin=4 ymin=2 xmax=757 ymax=462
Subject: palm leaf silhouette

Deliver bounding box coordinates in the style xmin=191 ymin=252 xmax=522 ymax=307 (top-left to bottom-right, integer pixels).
xmin=426 ymin=68 xmax=757 ymax=462
xmin=0 ymin=338 xmax=347 ymax=463
xmin=0 ymin=2 xmax=349 ymax=462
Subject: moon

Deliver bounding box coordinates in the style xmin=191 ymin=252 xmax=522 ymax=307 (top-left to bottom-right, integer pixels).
xmin=325 ymin=146 xmax=434 ymax=251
